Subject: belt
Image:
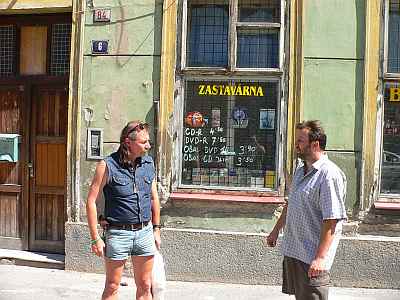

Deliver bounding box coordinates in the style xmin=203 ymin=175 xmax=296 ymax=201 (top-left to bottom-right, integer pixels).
xmin=107 ymin=221 xmax=149 ymax=231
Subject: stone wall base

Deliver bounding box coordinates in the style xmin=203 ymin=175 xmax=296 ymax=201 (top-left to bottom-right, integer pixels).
xmin=65 ymin=222 xmax=400 ymax=289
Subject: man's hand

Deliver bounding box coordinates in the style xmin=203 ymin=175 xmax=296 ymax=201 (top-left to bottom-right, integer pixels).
xmin=308 ymin=257 xmax=325 ymax=278
xmin=91 ymin=238 xmax=105 ymax=257
xmin=153 ymin=228 xmax=161 ymax=250
xmin=265 ymin=228 xmax=279 ymax=247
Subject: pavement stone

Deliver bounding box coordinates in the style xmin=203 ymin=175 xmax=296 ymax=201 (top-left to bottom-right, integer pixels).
xmin=0 ymin=265 xmax=399 ymax=300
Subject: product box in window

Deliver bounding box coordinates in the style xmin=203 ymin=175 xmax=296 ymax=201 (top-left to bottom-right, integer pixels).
xmin=209 ymin=168 xmax=223 ymax=186
xmin=264 ymin=170 xmax=275 ymax=188
xmin=191 ymin=168 xmax=201 ymax=185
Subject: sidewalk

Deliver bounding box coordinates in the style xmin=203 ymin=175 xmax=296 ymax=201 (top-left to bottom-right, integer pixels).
xmin=1 ymin=265 xmax=399 ymax=300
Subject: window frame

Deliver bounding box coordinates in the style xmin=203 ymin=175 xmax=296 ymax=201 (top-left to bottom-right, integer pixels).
xmin=176 ymin=0 xmax=287 ymax=194
xmin=0 ymin=14 xmax=71 ymax=79
xmin=181 ymin=0 xmax=285 ymax=73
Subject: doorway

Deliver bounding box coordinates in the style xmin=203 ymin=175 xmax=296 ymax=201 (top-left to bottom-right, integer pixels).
xmin=0 ymin=14 xmax=71 ymax=254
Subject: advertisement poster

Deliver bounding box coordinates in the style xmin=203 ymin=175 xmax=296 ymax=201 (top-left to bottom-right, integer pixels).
xmin=260 ymin=109 xmax=275 ymax=129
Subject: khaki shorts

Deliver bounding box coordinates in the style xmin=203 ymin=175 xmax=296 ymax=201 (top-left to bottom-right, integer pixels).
xmin=282 ymin=256 xmax=330 ymax=300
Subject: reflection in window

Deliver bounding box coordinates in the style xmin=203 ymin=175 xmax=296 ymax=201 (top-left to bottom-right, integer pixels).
xmin=238 ymin=0 xmax=280 ymax=23
xmin=187 ymin=1 xmax=229 ymax=67
xmin=237 ymin=28 xmax=279 ymax=68
xmin=388 ymin=0 xmax=400 ymax=73
xmin=381 ymin=83 xmax=400 ymax=194
xmin=181 ymin=80 xmax=278 ymax=189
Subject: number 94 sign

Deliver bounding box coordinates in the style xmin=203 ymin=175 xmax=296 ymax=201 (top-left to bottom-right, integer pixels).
xmin=92 ymin=40 xmax=109 ymax=54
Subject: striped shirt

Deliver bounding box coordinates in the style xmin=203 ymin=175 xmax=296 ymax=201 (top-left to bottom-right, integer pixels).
xmin=281 ymin=155 xmax=347 ymax=270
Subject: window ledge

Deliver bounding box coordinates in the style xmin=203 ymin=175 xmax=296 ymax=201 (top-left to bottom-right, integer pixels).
xmin=374 ymin=201 xmax=400 ymax=211
xmin=170 ymin=191 xmax=285 ymax=204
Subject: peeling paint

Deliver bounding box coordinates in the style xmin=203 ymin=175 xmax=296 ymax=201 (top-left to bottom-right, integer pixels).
xmin=104 ymin=104 xmax=111 ymax=120
xmin=83 ymin=107 xmax=93 ymax=122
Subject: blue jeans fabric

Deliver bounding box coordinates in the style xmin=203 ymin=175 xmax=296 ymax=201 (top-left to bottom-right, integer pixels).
xmin=105 ymin=223 xmax=156 ymax=260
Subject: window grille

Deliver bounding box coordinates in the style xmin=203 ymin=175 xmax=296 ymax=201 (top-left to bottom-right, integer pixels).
xmin=181 ymin=80 xmax=278 ymax=189
xmin=388 ymin=0 xmax=400 ymax=73
xmin=0 ymin=25 xmax=16 ymax=77
xmin=238 ymin=0 xmax=280 ymax=23
xmin=187 ymin=0 xmax=229 ymax=67
xmin=50 ymin=23 xmax=71 ymax=76
xmin=237 ymin=28 xmax=279 ymax=68
xmin=185 ymin=0 xmax=282 ymax=70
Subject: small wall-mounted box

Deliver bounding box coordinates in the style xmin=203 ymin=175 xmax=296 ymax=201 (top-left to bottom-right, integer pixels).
xmin=87 ymin=128 xmax=104 ymax=160
xmin=0 ymin=133 xmax=20 ymax=162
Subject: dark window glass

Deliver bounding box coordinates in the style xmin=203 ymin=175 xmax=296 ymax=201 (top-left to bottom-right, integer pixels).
xmin=0 ymin=25 xmax=16 ymax=77
xmin=238 ymin=0 xmax=280 ymax=23
xmin=50 ymin=23 xmax=72 ymax=76
xmin=388 ymin=0 xmax=400 ymax=73
xmin=237 ymin=28 xmax=279 ymax=68
xmin=181 ymin=80 xmax=278 ymax=189
xmin=187 ymin=1 xmax=229 ymax=67
xmin=381 ymin=83 xmax=400 ymax=194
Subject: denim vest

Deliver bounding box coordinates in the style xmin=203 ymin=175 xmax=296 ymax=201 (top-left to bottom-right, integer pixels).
xmin=103 ymin=151 xmax=155 ymax=224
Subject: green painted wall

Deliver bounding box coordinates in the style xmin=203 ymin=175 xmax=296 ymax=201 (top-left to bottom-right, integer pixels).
xmin=302 ymin=0 xmax=366 ymax=213
xmin=79 ymin=0 xmax=162 ymax=220
xmin=303 ymin=59 xmax=364 ymax=151
xmin=303 ymin=0 xmax=365 ymax=59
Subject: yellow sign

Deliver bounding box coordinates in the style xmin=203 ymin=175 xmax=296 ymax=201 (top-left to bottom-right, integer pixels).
xmin=389 ymin=87 xmax=400 ymax=102
xmin=198 ymin=84 xmax=264 ymax=97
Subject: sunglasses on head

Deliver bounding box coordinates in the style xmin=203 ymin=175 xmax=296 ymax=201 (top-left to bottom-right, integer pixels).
xmin=127 ymin=122 xmax=148 ymax=136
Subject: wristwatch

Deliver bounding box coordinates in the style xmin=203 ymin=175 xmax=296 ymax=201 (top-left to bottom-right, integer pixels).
xmin=153 ymin=224 xmax=162 ymax=230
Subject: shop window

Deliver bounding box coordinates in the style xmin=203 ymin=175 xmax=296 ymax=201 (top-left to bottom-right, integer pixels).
xmin=382 ymin=1 xmax=400 ymax=195
xmin=387 ymin=0 xmax=400 ymax=73
xmin=381 ymin=83 xmax=400 ymax=194
xmin=0 ymin=25 xmax=16 ymax=77
xmin=185 ymin=0 xmax=282 ymax=70
xmin=181 ymin=80 xmax=279 ymax=189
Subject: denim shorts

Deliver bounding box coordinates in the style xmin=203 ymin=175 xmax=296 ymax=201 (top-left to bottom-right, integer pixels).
xmin=105 ymin=223 xmax=157 ymax=260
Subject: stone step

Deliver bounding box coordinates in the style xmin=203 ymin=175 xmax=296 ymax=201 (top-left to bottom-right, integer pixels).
xmin=0 ymin=249 xmax=64 ymax=270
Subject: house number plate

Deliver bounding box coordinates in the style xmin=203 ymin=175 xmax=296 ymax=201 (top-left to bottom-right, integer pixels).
xmin=92 ymin=40 xmax=109 ymax=54
xmin=93 ymin=9 xmax=111 ymax=22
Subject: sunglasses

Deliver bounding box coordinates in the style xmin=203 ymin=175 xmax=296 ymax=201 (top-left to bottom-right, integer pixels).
xmin=127 ymin=122 xmax=148 ymax=136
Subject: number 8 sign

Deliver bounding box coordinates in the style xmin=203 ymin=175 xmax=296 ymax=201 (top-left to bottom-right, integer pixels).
xmin=92 ymin=40 xmax=109 ymax=54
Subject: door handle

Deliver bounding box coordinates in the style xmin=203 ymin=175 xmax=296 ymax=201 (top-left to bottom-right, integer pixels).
xmin=27 ymin=162 xmax=34 ymax=178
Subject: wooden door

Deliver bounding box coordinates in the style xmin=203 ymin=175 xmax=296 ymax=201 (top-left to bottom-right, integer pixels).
xmin=29 ymin=85 xmax=67 ymax=253
xmin=0 ymin=85 xmax=28 ymax=249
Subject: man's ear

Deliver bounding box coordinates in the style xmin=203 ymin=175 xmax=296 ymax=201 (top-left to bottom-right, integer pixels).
xmin=311 ymin=140 xmax=320 ymax=151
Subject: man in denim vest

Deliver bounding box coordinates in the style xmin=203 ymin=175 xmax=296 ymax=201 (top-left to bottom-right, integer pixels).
xmin=266 ymin=120 xmax=347 ymax=300
xmin=86 ymin=121 xmax=161 ymax=300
